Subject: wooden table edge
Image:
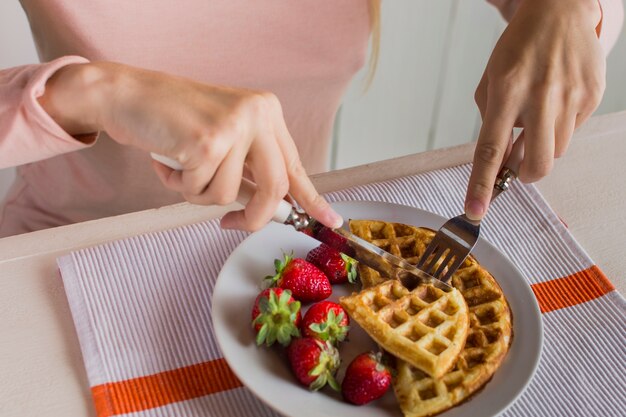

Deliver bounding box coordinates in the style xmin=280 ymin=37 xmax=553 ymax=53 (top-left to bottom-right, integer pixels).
xmin=0 ymin=142 xmax=477 ymax=263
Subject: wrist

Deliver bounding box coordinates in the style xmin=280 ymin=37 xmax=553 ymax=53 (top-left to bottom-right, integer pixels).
xmin=38 ymin=61 xmax=114 ymax=137
xmin=574 ymin=0 xmax=603 ymax=30
xmin=519 ymin=0 xmax=602 ymax=30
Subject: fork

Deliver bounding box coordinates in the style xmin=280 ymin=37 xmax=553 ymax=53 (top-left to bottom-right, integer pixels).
xmin=416 ymin=138 xmax=525 ymax=284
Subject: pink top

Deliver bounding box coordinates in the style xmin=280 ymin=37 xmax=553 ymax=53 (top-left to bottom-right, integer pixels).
xmin=0 ymin=0 xmax=623 ymax=237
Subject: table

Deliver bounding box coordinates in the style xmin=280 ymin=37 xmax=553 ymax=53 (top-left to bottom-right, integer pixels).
xmin=1 ymin=110 xmax=624 ymax=417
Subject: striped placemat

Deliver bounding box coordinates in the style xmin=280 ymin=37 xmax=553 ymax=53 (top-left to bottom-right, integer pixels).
xmin=57 ymin=164 xmax=626 ymax=417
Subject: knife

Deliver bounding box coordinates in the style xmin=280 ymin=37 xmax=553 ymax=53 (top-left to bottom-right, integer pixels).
xmin=151 ymin=153 xmax=453 ymax=292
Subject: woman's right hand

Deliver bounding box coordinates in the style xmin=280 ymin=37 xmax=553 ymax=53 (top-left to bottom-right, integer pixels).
xmin=38 ymin=61 xmax=343 ymax=231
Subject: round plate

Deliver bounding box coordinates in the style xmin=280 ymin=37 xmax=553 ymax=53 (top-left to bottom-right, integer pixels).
xmin=212 ymin=201 xmax=543 ymax=417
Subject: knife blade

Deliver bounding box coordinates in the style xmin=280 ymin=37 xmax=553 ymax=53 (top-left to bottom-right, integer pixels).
xmin=150 ymin=153 xmax=453 ymax=292
xmin=298 ymin=219 xmax=453 ymax=292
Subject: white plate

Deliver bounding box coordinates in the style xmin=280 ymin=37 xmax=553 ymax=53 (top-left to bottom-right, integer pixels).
xmin=212 ymin=201 xmax=543 ymax=417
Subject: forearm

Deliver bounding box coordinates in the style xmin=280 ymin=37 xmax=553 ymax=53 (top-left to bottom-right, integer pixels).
xmin=37 ymin=62 xmax=116 ymax=138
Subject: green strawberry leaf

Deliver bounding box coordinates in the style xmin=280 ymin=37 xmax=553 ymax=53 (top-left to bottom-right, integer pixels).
xmin=306 ymin=341 xmax=341 ymax=391
xmin=253 ymin=288 xmax=301 ymax=347
xmin=264 ymin=253 xmax=294 ymax=286
xmin=341 ymin=253 xmax=358 ymax=284
xmin=255 ymin=323 xmax=269 ymax=346
xmin=326 ymin=373 xmax=340 ymax=392
xmin=308 ymin=309 xmax=349 ymax=344
xmin=309 ymin=322 xmax=330 ymax=341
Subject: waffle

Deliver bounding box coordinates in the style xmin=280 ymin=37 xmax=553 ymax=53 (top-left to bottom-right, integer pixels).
xmin=348 ymin=220 xmax=437 ymax=288
xmin=348 ymin=219 xmax=513 ymax=417
xmin=340 ymin=279 xmax=469 ymax=378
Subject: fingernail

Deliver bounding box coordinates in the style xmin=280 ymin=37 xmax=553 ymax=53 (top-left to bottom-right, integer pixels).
xmin=465 ymin=199 xmax=485 ymax=221
xmin=326 ymin=210 xmax=344 ymax=229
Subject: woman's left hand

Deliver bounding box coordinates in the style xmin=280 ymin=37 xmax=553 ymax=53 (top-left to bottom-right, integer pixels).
xmin=466 ymin=0 xmax=605 ymax=220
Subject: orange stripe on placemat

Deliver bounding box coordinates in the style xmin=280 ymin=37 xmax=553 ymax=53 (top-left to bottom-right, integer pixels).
xmin=92 ymin=357 xmax=242 ymax=417
xmin=531 ymin=265 xmax=614 ymax=313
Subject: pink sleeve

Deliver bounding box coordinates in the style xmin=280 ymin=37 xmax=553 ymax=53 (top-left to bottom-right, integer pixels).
xmin=486 ymin=0 xmax=624 ymax=55
xmin=0 ymin=56 xmax=96 ymax=169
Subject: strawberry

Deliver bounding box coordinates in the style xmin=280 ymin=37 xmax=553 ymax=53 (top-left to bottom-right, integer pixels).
xmin=265 ymin=253 xmax=332 ymax=303
xmin=301 ymin=301 xmax=350 ymax=344
xmin=341 ymin=351 xmax=392 ymax=405
xmin=286 ymin=337 xmax=340 ymax=391
xmin=251 ymin=288 xmax=301 ymax=347
xmin=306 ymin=244 xmax=357 ymax=284
xmin=299 ymin=227 xmax=314 ymax=237
xmin=315 ymin=226 xmax=355 ymax=257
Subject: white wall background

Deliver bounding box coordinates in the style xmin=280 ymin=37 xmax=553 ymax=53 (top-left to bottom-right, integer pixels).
xmin=1 ymin=0 xmax=625 ymax=201
xmin=333 ymin=0 xmax=626 ymax=169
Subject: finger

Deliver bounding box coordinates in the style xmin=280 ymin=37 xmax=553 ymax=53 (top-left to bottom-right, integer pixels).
xmin=272 ymin=111 xmax=343 ymax=228
xmin=221 ymin=134 xmax=288 ymax=231
xmin=184 ymin=146 xmax=246 ymax=205
xmin=465 ymin=101 xmax=517 ymax=221
xmin=152 ymin=160 xmax=185 ymax=192
xmin=474 ymin=71 xmax=488 ymax=120
xmin=500 ymin=130 xmax=516 ymax=168
xmin=159 ymin=163 xmax=217 ymax=195
xmin=242 ymin=164 xmax=253 ymax=181
xmin=574 ymin=72 xmax=604 ymax=129
xmin=518 ymin=109 xmax=555 ymax=183
xmin=554 ymin=112 xmax=576 ymax=158
xmin=178 ymin=139 xmax=231 ymax=195
xmin=574 ymin=101 xmax=600 ymax=130
xmin=151 ymin=147 xmax=222 ymax=195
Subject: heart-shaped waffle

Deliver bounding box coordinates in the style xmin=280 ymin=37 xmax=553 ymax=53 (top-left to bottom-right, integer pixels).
xmin=340 ymin=278 xmax=469 ymax=378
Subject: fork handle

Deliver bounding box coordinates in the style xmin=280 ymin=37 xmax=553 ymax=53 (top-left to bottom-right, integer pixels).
xmin=491 ymin=134 xmax=525 ymax=202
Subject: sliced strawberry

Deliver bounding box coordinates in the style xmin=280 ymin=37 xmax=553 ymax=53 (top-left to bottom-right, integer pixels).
xmin=251 ymin=288 xmax=301 ymax=347
xmin=306 ymin=244 xmax=357 ymax=284
xmin=265 ymin=253 xmax=331 ymax=303
xmin=287 ymin=337 xmax=340 ymax=391
xmin=299 ymin=227 xmax=314 ymax=237
xmin=341 ymin=351 xmax=392 ymax=405
xmin=301 ymin=301 xmax=350 ymax=345
xmin=315 ymin=226 xmax=355 ymax=257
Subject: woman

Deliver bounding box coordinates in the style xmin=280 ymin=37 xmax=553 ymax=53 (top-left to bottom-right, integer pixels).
xmin=0 ymin=0 xmax=622 ymax=236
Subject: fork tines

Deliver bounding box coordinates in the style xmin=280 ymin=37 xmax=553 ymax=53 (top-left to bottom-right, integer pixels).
xmin=417 ymin=217 xmax=479 ymax=283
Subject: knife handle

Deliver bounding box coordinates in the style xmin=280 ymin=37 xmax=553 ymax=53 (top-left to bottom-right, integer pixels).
xmin=237 ymin=178 xmax=294 ymax=224
xmin=150 ymin=153 xmax=294 ymax=224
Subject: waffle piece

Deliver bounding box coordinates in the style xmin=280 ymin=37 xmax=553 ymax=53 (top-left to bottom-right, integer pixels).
xmin=349 ymin=219 xmax=512 ymax=417
xmin=340 ymin=279 xmax=469 ymax=378
xmin=349 ymin=220 xmax=436 ymax=288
